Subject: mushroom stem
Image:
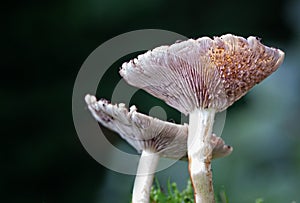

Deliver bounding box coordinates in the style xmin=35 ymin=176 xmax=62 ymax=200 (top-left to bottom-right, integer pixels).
xmin=132 ymin=150 xmax=160 ymax=203
xmin=188 ymin=108 xmax=216 ymax=203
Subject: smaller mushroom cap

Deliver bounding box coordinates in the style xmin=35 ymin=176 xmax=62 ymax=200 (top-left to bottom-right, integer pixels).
xmin=85 ymin=94 xmax=232 ymax=159
xmin=120 ymin=34 xmax=284 ymax=115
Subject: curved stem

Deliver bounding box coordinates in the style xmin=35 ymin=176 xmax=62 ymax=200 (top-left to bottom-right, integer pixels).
xmin=132 ymin=150 xmax=160 ymax=203
xmin=188 ymin=108 xmax=216 ymax=203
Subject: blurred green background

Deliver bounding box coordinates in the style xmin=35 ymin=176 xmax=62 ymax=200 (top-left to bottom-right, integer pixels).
xmin=3 ymin=0 xmax=300 ymax=202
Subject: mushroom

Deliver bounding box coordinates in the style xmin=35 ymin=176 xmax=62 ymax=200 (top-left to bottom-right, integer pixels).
xmin=119 ymin=34 xmax=284 ymax=202
xmin=85 ymin=94 xmax=233 ymax=203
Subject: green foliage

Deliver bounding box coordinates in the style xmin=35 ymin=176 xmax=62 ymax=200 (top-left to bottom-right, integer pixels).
xmin=149 ymin=179 xmax=268 ymax=203
xmin=216 ymin=188 xmax=229 ymax=203
xmin=150 ymin=179 xmax=194 ymax=203
xmin=149 ymin=179 xmax=232 ymax=203
xmin=255 ymin=198 xmax=264 ymax=203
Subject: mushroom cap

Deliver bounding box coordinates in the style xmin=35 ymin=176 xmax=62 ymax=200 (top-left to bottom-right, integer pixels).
xmin=120 ymin=34 xmax=284 ymax=115
xmin=85 ymin=94 xmax=232 ymax=159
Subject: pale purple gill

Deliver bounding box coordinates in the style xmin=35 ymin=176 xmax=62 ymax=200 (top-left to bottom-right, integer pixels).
xmin=119 ymin=34 xmax=284 ymax=203
xmin=85 ymin=94 xmax=232 ymax=203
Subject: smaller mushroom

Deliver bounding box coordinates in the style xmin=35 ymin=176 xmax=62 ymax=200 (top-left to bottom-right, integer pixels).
xmin=85 ymin=94 xmax=232 ymax=203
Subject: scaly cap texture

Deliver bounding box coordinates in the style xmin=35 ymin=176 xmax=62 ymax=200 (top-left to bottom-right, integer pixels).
xmin=120 ymin=34 xmax=284 ymax=115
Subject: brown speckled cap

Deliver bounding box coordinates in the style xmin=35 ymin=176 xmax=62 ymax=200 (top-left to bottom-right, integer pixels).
xmin=85 ymin=94 xmax=232 ymax=159
xmin=120 ymin=34 xmax=284 ymax=115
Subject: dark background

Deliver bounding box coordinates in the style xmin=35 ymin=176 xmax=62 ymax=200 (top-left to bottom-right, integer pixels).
xmin=2 ymin=0 xmax=300 ymax=202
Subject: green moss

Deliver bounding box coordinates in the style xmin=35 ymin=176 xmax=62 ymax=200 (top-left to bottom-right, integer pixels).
xmin=150 ymin=179 xmax=194 ymax=203
xmin=255 ymin=198 xmax=264 ymax=203
xmin=147 ymin=179 xmax=266 ymax=203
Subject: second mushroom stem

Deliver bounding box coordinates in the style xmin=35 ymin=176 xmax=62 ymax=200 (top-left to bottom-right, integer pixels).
xmin=188 ymin=108 xmax=216 ymax=203
xmin=132 ymin=150 xmax=160 ymax=203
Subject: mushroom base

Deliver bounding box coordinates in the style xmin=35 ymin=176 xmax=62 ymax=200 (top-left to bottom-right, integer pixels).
xmin=188 ymin=108 xmax=216 ymax=203
xmin=132 ymin=150 xmax=160 ymax=203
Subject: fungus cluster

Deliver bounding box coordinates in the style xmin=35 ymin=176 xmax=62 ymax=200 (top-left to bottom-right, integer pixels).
xmin=85 ymin=94 xmax=232 ymax=203
xmin=85 ymin=34 xmax=284 ymax=203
